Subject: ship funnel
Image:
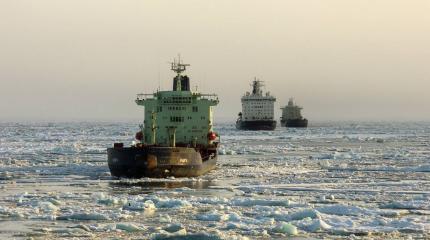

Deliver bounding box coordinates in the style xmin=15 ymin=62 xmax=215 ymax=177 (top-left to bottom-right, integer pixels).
xmin=170 ymin=56 xmax=191 ymax=91
xmin=173 ymin=75 xmax=190 ymax=91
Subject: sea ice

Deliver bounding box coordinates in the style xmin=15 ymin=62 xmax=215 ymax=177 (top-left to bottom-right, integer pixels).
xmin=116 ymin=222 xmax=145 ymax=232
xmin=159 ymin=214 xmax=172 ymax=223
xmin=57 ymin=212 xmax=110 ymax=221
xmin=38 ymin=201 xmax=59 ymax=212
xmin=1 ymin=122 xmax=429 ymax=239
xmin=381 ymin=200 xmax=429 ymax=210
xmin=287 ymin=209 xmax=320 ymax=221
xmin=272 ymin=222 xmax=298 ymax=235
xmin=295 ymin=218 xmax=332 ymax=232
xmin=316 ymin=204 xmax=370 ymax=216
xmin=196 ymin=210 xmax=230 ymax=222
xmin=123 ymin=200 xmax=156 ymax=212
xmin=151 ymin=228 xmax=188 ymax=239
xmin=155 ymin=198 xmax=192 ymax=209
xmin=231 ymin=198 xmax=291 ymax=207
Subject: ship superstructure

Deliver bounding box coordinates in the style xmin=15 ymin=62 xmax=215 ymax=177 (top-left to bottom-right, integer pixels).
xmin=236 ymin=79 xmax=276 ymax=130
xmin=107 ymin=58 xmax=220 ymax=178
xmin=280 ymin=98 xmax=308 ymax=128
xmin=136 ymin=60 xmax=218 ymax=147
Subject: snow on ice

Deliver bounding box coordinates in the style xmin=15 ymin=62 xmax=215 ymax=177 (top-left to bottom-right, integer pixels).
xmin=0 ymin=122 xmax=429 ymax=239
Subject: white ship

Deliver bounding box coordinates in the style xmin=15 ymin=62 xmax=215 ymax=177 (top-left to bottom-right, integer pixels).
xmin=236 ymin=79 xmax=276 ymax=130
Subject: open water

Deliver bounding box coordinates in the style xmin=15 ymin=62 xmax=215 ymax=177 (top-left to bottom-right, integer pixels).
xmin=0 ymin=122 xmax=429 ymax=239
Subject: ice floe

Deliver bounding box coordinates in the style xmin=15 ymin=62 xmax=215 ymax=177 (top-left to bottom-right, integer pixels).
xmin=272 ymin=222 xmax=298 ymax=235
xmin=0 ymin=122 xmax=429 ymax=238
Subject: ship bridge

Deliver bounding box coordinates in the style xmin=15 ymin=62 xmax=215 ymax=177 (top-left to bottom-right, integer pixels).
xmin=135 ymin=58 xmax=219 ymax=147
xmin=240 ymin=78 xmax=276 ymax=122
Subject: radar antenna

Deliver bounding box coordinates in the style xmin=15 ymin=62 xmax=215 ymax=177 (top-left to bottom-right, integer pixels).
xmin=251 ymin=77 xmax=264 ymax=95
xmin=170 ymin=54 xmax=190 ymax=75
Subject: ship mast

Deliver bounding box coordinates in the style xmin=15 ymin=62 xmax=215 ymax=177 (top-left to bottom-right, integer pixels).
xmin=170 ymin=55 xmax=190 ymax=91
xmin=251 ymin=77 xmax=264 ymax=96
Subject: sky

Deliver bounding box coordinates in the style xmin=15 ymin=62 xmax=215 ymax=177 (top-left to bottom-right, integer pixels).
xmin=1 ymin=0 xmax=429 ymax=122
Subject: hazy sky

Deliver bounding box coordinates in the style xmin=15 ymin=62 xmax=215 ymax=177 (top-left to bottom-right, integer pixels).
xmin=1 ymin=1 xmax=429 ymax=122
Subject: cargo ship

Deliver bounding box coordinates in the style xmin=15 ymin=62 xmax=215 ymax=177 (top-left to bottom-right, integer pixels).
xmin=107 ymin=58 xmax=219 ymax=178
xmin=236 ymin=79 xmax=276 ymax=130
xmin=280 ymin=98 xmax=308 ymax=128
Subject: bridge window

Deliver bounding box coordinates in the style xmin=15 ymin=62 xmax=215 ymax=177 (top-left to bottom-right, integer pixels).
xmin=170 ymin=116 xmax=184 ymax=122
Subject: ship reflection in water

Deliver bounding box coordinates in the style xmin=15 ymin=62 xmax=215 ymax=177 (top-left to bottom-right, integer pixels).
xmin=109 ymin=179 xmax=215 ymax=191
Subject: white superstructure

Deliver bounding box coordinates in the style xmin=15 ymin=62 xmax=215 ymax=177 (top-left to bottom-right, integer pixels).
xmin=281 ymin=98 xmax=303 ymax=120
xmin=240 ymin=79 xmax=276 ymax=121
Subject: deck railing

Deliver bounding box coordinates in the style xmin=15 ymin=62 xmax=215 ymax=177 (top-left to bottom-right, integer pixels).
xmin=136 ymin=93 xmax=155 ymax=101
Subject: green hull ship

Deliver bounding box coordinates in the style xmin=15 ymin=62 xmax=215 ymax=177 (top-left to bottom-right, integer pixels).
xmin=108 ymin=58 xmax=219 ymax=178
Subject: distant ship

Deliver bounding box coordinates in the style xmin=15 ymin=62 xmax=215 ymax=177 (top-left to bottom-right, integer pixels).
xmin=236 ymin=79 xmax=276 ymax=130
xmin=280 ymin=98 xmax=308 ymax=128
xmin=107 ymin=57 xmax=220 ymax=178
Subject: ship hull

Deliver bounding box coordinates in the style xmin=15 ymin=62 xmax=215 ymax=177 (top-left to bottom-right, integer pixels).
xmin=282 ymin=118 xmax=308 ymax=128
xmin=236 ymin=120 xmax=277 ymax=130
xmin=107 ymin=146 xmax=217 ymax=178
